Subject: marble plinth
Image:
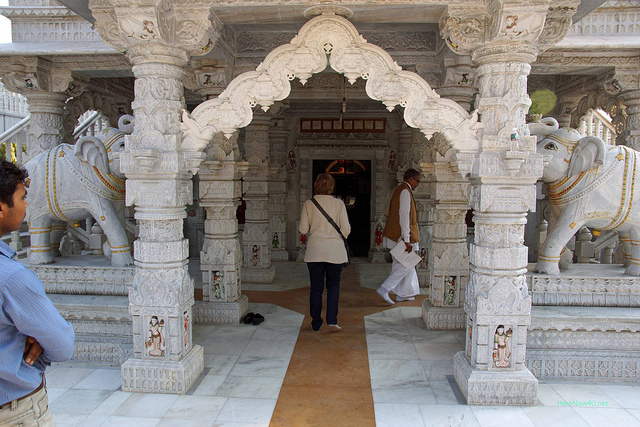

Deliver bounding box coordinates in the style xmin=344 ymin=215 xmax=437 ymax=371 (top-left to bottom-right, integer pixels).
xmin=271 ymin=248 xmax=289 ymax=262
xmin=526 ymin=305 xmax=640 ymax=381
xmin=369 ymin=250 xmax=388 ymax=263
xmin=121 ymin=345 xmax=204 ymax=394
xmin=24 ymin=256 xmax=134 ymax=296
xmin=418 ymin=269 xmax=428 ymax=288
xmin=527 ymin=263 xmax=640 ymax=307
xmin=50 ymin=294 xmax=132 ymax=365
xmin=422 ymin=299 xmax=465 ymax=330
xmin=242 ymin=264 xmax=276 ymax=284
xmin=194 ymin=294 xmax=249 ymax=324
xmin=453 ymin=351 xmax=538 ymax=405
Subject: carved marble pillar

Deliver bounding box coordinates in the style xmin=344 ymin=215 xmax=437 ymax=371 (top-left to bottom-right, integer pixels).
xmin=436 ymin=53 xmax=477 ymax=113
xmin=407 ymin=130 xmax=431 ymax=288
xmin=285 ymin=145 xmax=300 ymax=260
xmin=620 ymin=89 xmax=640 ymax=150
xmin=189 ymin=59 xmax=231 ymax=100
xmin=296 ymin=156 xmax=311 ymax=262
xmin=119 ymin=44 xmax=204 ymax=394
xmin=554 ymin=94 xmax=583 ymax=129
xmin=269 ymin=119 xmax=289 ymax=261
xmin=370 ymin=150 xmax=388 ymax=263
xmin=456 ymin=54 xmax=540 ymax=405
xmin=422 ymin=140 xmax=470 ymax=330
xmin=242 ymin=112 xmax=276 ymax=283
xmin=22 ymin=92 xmax=68 ymax=159
xmin=440 ymin=1 xmax=579 ymax=405
xmin=0 ymin=59 xmax=83 ymax=160
xmin=91 ymin=2 xmax=219 ymax=393
xmin=196 ymin=136 xmax=250 ymax=323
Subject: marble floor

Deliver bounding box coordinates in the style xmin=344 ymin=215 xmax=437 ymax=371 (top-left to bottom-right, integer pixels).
xmin=45 ymin=261 xmax=640 ymax=427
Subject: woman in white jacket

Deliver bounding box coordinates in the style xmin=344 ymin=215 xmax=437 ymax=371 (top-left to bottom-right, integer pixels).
xmin=299 ymin=173 xmax=351 ymax=332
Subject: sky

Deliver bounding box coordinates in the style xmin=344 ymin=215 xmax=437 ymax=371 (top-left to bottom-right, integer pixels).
xmin=0 ymin=0 xmax=10 ymax=44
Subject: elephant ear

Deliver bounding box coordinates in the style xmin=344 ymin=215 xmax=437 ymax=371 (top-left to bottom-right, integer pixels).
xmin=75 ymin=135 xmax=111 ymax=175
xmin=567 ymin=136 xmax=606 ymax=176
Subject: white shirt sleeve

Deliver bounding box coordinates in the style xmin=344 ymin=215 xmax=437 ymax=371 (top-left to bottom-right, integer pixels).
xmin=399 ymin=188 xmax=411 ymax=242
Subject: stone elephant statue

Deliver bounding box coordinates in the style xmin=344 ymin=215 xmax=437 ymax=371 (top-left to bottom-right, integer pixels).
xmin=534 ymin=126 xmax=640 ymax=276
xmin=24 ymin=115 xmax=134 ymax=266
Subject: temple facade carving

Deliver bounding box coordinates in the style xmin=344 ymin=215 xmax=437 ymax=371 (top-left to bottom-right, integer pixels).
xmin=1 ymin=0 xmax=640 ymax=404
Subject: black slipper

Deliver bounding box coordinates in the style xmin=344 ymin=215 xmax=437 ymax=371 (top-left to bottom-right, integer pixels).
xmin=243 ymin=312 xmax=255 ymax=324
xmin=252 ymin=313 xmax=265 ymax=325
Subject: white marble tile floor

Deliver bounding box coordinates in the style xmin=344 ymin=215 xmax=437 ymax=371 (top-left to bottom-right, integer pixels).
xmin=365 ymin=307 xmax=640 ymax=427
xmin=45 ymin=293 xmax=640 ymax=426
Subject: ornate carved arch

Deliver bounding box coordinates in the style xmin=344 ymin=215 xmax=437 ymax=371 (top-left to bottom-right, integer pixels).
xmin=571 ymin=88 xmax=626 ymax=135
xmin=182 ymin=13 xmax=481 ymax=157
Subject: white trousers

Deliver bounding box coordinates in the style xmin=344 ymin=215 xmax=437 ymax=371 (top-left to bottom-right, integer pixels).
xmin=379 ymin=255 xmax=419 ymax=298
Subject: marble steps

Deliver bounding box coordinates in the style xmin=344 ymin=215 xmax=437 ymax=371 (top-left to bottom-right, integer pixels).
xmin=527 ymin=263 xmax=640 ymax=308
xmin=50 ymin=294 xmax=132 ymax=366
xmin=526 ymin=306 xmax=640 ymax=381
xmin=23 ymin=257 xmax=134 ymax=296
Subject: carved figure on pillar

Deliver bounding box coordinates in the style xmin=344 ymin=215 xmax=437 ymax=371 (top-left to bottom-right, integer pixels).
xmin=375 ymin=223 xmax=383 ymax=246
xmin=493 ymin=325 xmax=513 ymax=368
xmin=146 ymin=316 xmax=165 ymax=357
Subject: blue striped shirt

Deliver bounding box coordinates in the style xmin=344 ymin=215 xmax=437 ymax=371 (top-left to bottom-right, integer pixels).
xmin=0 ymin=241 xmax=74 ymax=404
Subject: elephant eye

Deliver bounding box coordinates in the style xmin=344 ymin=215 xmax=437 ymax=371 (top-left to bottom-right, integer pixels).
xmin=544 ymin=142 xmax=557 ymax=151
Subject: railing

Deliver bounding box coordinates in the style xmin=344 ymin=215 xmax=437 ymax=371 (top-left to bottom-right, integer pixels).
xmin=577 ymin=108 xmax=617 ymax=145
xmin=0 ymin=84 xmax=29 ymax=117
xmin=73 ymin=110 xmax=110 ymax=139
xmin=0 ymin=115 xmax=29 ymax=165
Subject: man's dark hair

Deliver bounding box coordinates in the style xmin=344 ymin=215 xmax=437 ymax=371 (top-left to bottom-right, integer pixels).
xmin=0 ymin=160 xmax=28 ymax=207
xmin=403 ymin=168 xmax=421 ymax=182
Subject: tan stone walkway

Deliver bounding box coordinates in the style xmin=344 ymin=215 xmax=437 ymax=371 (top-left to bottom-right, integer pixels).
xmin=245 ymin=264 xmax=425 ymax=426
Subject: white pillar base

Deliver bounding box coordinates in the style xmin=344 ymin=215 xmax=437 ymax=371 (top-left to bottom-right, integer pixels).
xmin=194 ymin=294 xmax=249 ymax=324
xmin=271 ymin=248 xmax=289 ymax=261
xmin=422 ymin=300 xmax=465 ymax=330
xmin=242 ymin=264 xmax=276 ymax=283
xmin=369 ymin=250 xmax=388 ymax=263
xmin=453 ymin=351 xmax=538 ymax=405
xmin=121 ymin=345 xmax=204 ymax=394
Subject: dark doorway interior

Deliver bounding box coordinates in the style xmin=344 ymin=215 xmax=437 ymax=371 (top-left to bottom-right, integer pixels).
xmin=312 ymin=159 xmax=371 ymax=257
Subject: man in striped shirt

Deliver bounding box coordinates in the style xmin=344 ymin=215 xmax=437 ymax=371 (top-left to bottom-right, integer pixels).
xmin=0 ymin=159 xmax=75 ymax=426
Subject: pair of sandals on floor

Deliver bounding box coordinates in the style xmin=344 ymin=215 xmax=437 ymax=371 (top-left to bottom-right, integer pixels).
xmin=242 ymin=312 xmax=265 ymax=325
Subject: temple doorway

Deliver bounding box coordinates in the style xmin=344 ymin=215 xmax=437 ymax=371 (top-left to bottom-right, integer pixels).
xmin=312 ymin=159 xmax=371 ymax=257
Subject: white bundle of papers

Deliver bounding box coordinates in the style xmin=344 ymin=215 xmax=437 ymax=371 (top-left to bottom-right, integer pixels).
xmin=390 ymin=240 xmax=422 ymax=269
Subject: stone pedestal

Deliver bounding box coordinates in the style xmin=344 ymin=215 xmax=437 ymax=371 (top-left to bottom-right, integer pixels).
xmin=453 ymin=352 xmax=538 ymax=405
xmin=121 ymin=345 xmax=204 ymax=394
xmin=422 ymin=299 xmax=465 ymax=330
xmin=194 ymin=294 xmax=249 ymax=324
xmin=527 ymin=305 xmax=640 ymax=382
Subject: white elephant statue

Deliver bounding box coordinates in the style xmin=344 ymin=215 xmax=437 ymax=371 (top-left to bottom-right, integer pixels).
xmin=24 ymin=115 xmax=134 ymax=266
xmin=534 ymin=126 xmax=640 ymax=276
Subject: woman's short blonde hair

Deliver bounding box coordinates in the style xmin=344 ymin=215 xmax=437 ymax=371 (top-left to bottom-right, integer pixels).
xmin=314 ymin=173 xmax=335 ymax=195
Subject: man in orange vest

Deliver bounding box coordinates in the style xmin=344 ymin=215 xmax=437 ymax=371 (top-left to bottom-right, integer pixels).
xmin=376 ymin=168 xmax=421 ymax=304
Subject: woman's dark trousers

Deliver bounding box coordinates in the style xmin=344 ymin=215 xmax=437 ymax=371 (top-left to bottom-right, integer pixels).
xmin=307 ymin=262 xmax=343 ymax=331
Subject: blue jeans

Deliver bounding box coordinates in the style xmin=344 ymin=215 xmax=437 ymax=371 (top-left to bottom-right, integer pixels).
xmin=307 ymin=262 xmax=343 ymax=330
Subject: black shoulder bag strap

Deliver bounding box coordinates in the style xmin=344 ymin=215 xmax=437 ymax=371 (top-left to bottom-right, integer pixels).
xmin=311 ymin=197 xmax=351 ymax=266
